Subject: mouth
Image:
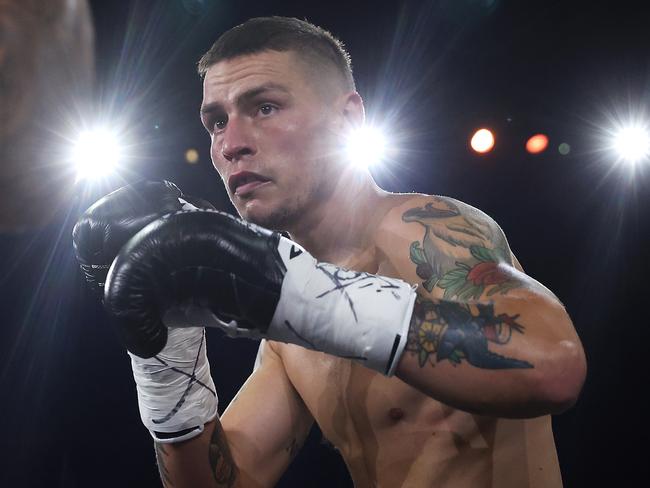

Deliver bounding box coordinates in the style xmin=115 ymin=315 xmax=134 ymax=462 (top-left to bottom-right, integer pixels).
xmin=228 ymin=171 xmax=272 ymax=197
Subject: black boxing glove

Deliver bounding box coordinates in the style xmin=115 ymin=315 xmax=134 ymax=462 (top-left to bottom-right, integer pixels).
xmin=104 ymin=209 xmax=416 ymax=376
xmin=73 ymin=181 xmax=219 ymax=444
xmin=72 ymin=180 xmax=215 ymax=295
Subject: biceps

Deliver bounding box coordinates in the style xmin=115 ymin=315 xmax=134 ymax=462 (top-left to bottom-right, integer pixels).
xmin=220 ymin=342 xmax=313 ymax=486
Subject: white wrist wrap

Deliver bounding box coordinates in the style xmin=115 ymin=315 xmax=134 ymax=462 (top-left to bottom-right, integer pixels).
xmin=129 ymin=327 xmax=218 ymax=443
xmin=268 ymin=237 xmax=417 ymax=376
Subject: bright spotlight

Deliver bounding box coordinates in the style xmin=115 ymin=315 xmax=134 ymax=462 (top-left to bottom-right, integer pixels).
xmin=73 ymin=129 xmax=121 ymax=181
xmin=346 ymin=125 xmax=387 ymax=169
xmin=470 ymin=128 xmax=495 ymax=154
xmin=612 ymin=125 xmax=650 ymax=164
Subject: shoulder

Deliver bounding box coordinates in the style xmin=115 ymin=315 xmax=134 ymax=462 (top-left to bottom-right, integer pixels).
xmin=375 ymin=193 xmax=510 ymax=256
xmin=372 ymin=193 xmax=519 ymax=295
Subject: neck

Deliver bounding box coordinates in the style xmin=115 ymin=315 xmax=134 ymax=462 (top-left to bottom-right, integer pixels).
xmin=285 ymin=168 xmax=386 ymax=263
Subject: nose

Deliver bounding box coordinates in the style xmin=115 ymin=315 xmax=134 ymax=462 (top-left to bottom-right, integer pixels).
xmin=219 ymin=116 xmax=256 ymax=163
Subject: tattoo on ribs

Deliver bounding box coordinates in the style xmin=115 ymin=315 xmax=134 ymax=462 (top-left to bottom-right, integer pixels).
xmin=403 ymin=199 xmax=519 ymax=297
xmin=154 ymin=442 xmax=173 ymax=488
xmin=208 ymin=421 xmax=238 ymax=487
xmin=406 ymin=296 xmax=533 ymax=369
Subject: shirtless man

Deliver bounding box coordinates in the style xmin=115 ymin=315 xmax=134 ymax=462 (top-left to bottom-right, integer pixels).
xmin=73 ymin=16 xmax=586 ymax=487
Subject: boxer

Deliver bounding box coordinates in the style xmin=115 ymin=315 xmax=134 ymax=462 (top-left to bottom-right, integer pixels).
xmin=75 ymin=17 xmax=586 ymax=488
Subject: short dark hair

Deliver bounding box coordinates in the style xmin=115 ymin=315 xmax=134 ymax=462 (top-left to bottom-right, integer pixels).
xmin=197 ymin=16 xmax=355 ymax=91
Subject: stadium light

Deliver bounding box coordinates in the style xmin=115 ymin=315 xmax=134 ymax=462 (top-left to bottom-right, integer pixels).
xmin=346 ymin=125 xmax=388 ymax=169
xmin=612 ymin=125 xmax=650 ymax=164
xmin=73 ymin=128 xmax=122 ymax=181
xmin=470 ymin=128 xmax=495 ymax=154
xmin=526 ymin=134 xmax=549 ymax=154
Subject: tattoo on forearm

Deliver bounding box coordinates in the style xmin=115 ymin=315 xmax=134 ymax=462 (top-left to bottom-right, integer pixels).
xmin=406 ymin=296 xmax=534 ymax=369
xmin=208 ymin=421 xmax=238 ymax=487
xmin=154 ymin=442 xmax=173 ymax=488
xmin=403 ymin=199 xmax=520 ymax=297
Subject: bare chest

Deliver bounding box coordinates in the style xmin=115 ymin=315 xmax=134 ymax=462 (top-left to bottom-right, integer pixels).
xmin=279 ymin=344 xmax=561 ymax=487
xmin=279 ymin=343 xmax=494 ymax=453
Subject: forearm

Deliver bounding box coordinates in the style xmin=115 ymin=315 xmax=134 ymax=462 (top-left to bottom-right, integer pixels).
xmin=395 ymin=290 xmax=587 ymax=418
xmin=153 ymin=374 xmax=312 ymax=488
xmin=154 ymin=419 xmax=246 ymax=488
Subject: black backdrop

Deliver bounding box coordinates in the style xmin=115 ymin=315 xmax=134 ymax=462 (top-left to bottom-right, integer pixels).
xmin=1 ymin=0 xmax=649 ymax=486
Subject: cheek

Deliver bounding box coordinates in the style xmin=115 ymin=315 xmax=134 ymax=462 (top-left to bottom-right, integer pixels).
xmin=209 ymin=142 xmax=227 ymax=179
xmin=272 ymin=114 xmax=333 ymax=165
xmin=209 ymin=137 xmax=219 ymax=166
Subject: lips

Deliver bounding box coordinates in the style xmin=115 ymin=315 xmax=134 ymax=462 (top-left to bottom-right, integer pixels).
xmin=228 ymin=171 xmax=271 ymax=196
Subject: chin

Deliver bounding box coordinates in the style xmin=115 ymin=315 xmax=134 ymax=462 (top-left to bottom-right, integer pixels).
xmin=240 ymin=200 xmax=294 ymax=231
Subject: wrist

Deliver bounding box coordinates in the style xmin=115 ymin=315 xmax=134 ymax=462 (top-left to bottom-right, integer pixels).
xmin=267 ymin=237 xmax=416 ymax=376
xmin=130 ymin=327 xmax=218 ymax=443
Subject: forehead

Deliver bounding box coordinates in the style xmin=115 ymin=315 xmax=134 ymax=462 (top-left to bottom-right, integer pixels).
xmin=202 ymin=50 xmax=311 ymax=105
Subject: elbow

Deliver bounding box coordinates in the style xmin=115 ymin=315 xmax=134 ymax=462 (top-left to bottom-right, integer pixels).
xmin=538 ymin=339 xmax=587 ymax=415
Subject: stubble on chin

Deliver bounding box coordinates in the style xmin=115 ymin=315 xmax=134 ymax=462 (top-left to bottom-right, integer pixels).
xmin=236 ymin=165 xmax=336 ymax=231
xmin=239 ymin=181 xmax=323 ymax=231
xmin=241 ymin=199 xmax=297 ymax=231
xmin=231 ymin=190 xmax=290 ymax=230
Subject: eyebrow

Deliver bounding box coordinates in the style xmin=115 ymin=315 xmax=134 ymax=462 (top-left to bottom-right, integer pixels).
xmin=200 ymin=83 xmax=291 ymax=116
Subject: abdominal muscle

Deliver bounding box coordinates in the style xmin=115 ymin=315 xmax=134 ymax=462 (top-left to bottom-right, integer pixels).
xmin=278 ymin=342 xmax=563 ymax=488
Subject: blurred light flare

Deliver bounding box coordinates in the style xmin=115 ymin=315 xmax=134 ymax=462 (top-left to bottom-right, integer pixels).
xmin=185 ymin=148 xmax=199 ymax=164
xmin=73 ymin=129 xmax=122 ymax=181
xmin=346 ymin=125 xmax=388 ymax=169
xmin=593 ymin=106 xmax=650 ymax=176
xmin=612 ymin=125 xmax=650 ymax=164
xmin=470 ymin=128 xmax=495 ymax=154
xmin=582 ymin=108 xmax=650 ymax=197
xmin=526 ymin=134 xmax=549 ymax=154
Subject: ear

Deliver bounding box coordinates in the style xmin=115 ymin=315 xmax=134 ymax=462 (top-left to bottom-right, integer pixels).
xmin=341 ymin=92 xmax=365 ymax=129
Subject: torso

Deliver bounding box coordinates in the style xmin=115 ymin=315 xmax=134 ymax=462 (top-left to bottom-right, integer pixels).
xmin=278 ymin=342 xmax=562 ymax=487
xmin=275 ymin=193 xmax=563 ymax=487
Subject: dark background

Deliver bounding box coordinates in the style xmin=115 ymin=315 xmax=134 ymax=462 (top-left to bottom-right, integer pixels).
xmin=1 ymin=0 xmax=649 ymax=486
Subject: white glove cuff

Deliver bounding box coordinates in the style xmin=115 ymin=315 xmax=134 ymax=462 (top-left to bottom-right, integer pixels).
xmin=268 ymin=237 xmax=417 ymax=376
xmin=129 ymin=327 xmax=218 ymax=443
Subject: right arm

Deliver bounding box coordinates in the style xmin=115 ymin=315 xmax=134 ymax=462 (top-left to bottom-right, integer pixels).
xmin=155 ymin=340 xmax=314 ymax=488
xmin=72 ymin=183 xmax=311 ymax=487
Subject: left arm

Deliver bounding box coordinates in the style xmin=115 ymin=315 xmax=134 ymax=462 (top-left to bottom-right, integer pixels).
xmin=380 ymin=196 xmax=586 ymax=418
xmin=104 ymin=206 xmax=586 ymax=423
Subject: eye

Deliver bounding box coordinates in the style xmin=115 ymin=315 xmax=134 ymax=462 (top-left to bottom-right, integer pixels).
xmin=258 ymin=104 xmax=277 ymax=116
xmin=214 ymin=117 xmax=227 ymax=131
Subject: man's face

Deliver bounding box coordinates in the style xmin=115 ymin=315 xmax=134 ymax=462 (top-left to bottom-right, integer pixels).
xmin=201 ymin=50 xmax=344 ymax=229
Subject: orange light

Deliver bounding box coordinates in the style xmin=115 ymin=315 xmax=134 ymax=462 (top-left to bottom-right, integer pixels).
xmin=525 ymin=134 xmax=549 ymax=154
xmin=470 ymin=129 xmax=495 ymax=154
xmin=185 ymin=148 xmax=199 ymax=164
